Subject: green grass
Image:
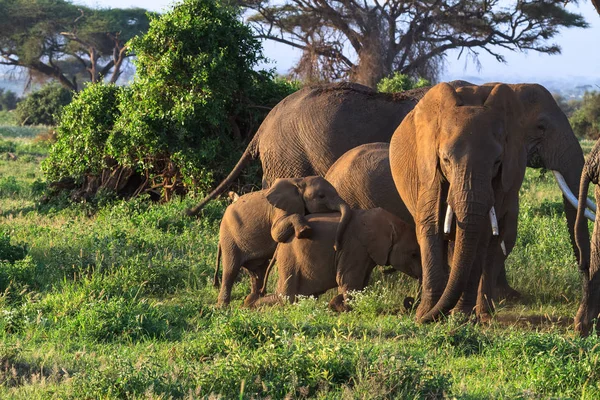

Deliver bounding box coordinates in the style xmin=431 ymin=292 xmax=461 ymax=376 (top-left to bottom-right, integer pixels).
xmin=0 ymin=129 xmax=599 ymax=398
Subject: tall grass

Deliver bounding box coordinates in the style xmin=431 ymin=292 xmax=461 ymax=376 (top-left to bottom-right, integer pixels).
xmin=0 ymin=128 xmax=598 ymax=398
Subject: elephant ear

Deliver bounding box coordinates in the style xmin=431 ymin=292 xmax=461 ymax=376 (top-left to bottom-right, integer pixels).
xmin=360 ymin=209 xmax=397 ymax=266
xmin=265 ymin=178 xmax=306 ymax=214
xmin=413 ymin=83 xmax=463 ymax=189
xmin=484 ymin=84 xmax=526 ymax=192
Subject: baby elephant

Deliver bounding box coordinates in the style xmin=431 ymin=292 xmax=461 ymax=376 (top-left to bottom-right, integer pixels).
xmin=208 ymin=176 xmax=351 ymax=307
xmin=255 ymin=208 xmax=421 ymax=311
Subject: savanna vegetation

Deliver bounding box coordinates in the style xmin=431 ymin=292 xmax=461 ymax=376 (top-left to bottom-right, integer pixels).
xmin=1 ymin=0 xmax=599 ymax=398
xmin=1 ymin=106 xmax=599 ymax=399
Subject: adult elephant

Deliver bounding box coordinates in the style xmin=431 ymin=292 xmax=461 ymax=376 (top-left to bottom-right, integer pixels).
xmin=575 ymin=140 xmax=600 ymax=336
xmin=187 ymin=82 xmax=433 ymax=215
xmin=390 ymin=83 xmax=528 ymax=322
xmin=188 ymin=80 xmax=594 ymax=280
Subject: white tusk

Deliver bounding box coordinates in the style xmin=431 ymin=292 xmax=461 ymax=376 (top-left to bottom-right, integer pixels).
xmin=500 ymin=241 xmax=507 ymax=256
xmin=444 ymin=205 xmax=454 ymax=234
xmin=552 ymin=170 xmax=596 ymax=222
xmin=489 ymin=207 xmax=499 ymax=236
xmin=587 ymin=197 xmax=597 ymax=213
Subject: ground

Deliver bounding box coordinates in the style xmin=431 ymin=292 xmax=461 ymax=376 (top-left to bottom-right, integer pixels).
xmin=0 ymin=123 xmax=599 ymax=398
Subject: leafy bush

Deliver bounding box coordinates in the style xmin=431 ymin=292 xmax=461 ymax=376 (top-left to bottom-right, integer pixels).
xmin=377 ymin=72 xmax=430 ymax=93
xmin=15 ymin=83 xmax=73 ymax=126
xmin=44 ymin=0 xmax=300 ymax=201
xmin=42 ymin=83 xmax=122 ymax=182
xmin=570 ymin=91 xmax=600 ymax=140
xmin=0 ymin=88 xmax=19 ymax=111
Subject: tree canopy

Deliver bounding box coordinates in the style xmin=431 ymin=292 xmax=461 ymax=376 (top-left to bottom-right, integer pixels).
xmin=243 ymin=0 xmax=588 ymax=87
xmin=0 ymin=0 xmax=152 ymax=91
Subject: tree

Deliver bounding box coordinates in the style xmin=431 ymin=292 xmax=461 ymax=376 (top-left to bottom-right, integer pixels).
xmin=43 ymin=0 xmax=300 ymax=201
xmin=244 ymin=0 xmax=588 ymax=87
xmin=570 ymin=91 xmax=600 ymax=140
xmin=0 ymin=0 xmax=151 ymax=91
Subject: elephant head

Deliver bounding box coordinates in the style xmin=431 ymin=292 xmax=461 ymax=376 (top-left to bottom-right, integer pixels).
xmin=359 ymin=208 xmax=422 ymax=279
xmin=414 ymin=83 xmax=526 ymax=321
xmin=266 ymin=176 xmax=352 ymax=250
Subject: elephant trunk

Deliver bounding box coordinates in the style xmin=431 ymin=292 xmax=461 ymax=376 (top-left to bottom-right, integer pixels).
xmin=332 ymin=201 xmax=352 ymax=251
xmin=575 ymin=169 xmax=592 ymax=335
xmin=420 ymin=194 xmax=488 ymax=323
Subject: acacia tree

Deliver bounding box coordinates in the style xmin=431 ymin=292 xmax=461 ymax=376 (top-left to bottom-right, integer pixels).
xmin=244 ymin=0 xmax=588 ymax=87
xmin=0 ymin=0 xmax=151 ymax=91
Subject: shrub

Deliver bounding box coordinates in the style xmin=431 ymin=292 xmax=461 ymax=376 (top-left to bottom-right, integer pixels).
xmin=0 ymin=88 xmax=19 ymax=111
xmin=377 ymin=72 xmax=430 ymax=93
xmin=570 ymin=91 xmax=600 ymax=140
xmin=44 ymin=0 xmax=300 ymax=201
xmin=42 ymin=83 xmax=122 ymax=183
xmin=15 ymin=84 xmax=73 ymax=126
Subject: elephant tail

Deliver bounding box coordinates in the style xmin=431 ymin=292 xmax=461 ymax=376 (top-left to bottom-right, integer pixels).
xmin=575 ymin=170 xmax=591 ymax=275
xmin=213 ymin=242 xmax=222 ymax=288
xmin=261 ymin=245 xmax=279 ymax=295
xmin=186 ymin=135 xmax=260 ymax=217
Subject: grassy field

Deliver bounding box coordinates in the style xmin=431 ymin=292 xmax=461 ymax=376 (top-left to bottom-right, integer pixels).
xmin=0 ymin=127 xmax=599 ymax=399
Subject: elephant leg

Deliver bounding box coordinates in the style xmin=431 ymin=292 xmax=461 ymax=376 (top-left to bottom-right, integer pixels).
xmin=217 ymin=249 xmax=242 ymax=307
xmin=415 ymin=189 xmax=447 ymax=320
xmin=576 ymin=189 xmax=600 ymax=335
xmin=243 ymin=260 xmax=269 ymax=307
xmin=329 ymin=293 xmax=349 ymax=312
xmin=333 ymin=261 xmax=374 ymax=313
xmin=253 ymin=294 xmax=285 ymax=308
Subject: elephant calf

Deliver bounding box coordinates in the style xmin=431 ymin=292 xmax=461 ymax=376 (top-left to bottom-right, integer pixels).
xmin=211 ymin=176 xmax=351 ymax=307
xmin=254 ymin=208 xmax=421 ymax=311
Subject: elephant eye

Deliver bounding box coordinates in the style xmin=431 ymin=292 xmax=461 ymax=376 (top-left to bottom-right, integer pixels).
xmin=318 ymin=193 xmax=325 ymax=199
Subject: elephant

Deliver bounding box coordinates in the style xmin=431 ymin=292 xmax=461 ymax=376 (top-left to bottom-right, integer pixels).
xmin=186 ymin=82 xmax=434 ymax=215
xmin=390 ymin=82 xmax=528 ymax=323
xmin=253 ymin=208 xmax=421 ymax=311
xmin=187 ymin=81 xmax=593 ymax=281
xmin=575 ymin=140 xmax=600 ymax=335
xmin=325 ymin=142 xmax=517 ymax=299
xmin=214 ymin=176 xmax=351 ymax=306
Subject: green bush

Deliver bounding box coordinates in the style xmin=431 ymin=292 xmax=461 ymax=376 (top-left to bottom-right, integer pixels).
xmin=570 ymin=91 xmax=600 ymax=140
xmin=0 ymin=88 xmax=19 ymax=111
xmin=15 ymin=83 xmax=73 ymax=126
xmin=377 ymin=72 xmax=430 ymax=93
xmin=42 ymin=83 xmax=122 ymax=182
xmin=44 ymin=0 xmax=300 ymax=200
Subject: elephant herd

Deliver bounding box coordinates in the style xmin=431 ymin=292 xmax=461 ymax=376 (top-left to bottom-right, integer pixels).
xmin=187 ymin=80 xmax=600 ymax=336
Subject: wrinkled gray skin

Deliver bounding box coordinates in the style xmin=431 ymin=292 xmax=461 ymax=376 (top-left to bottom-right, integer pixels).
xmin=188 ymin=81 xmax=589 ymax=293
xmin=253 ymin=209 xmax=421 ymax=311
xmin=187 ymin=82 xmax=432 ymax=215
xmin=215 ymin=176 xmax=351 ymax=307
xmin=575 ymin=140 xmax=600 ymax=336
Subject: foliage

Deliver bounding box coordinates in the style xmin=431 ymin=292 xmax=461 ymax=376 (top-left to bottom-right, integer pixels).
xmin=15 ymin=84 xmax=73 ymax=126
xmin=44 ymin=0 xmax=300 ymax=201
xmin=42 ymin=83 xmax=122 ymax=182
xmin=0 ymin=88 xmax=19 ymax=111
xmin=553 ymin=93 xmax=581 ymax=117
xmin=3 ymin=134 xmax=600 ymax=397
xmin=570 ymin=91 xmax=600 ymax=140
xmin=244 ymin=0 xmax=587 ymax=87
xmin=0 ymin=0 xmax=151 ymax=91
xmin=377 ymin=73 xmax=430 ymax=93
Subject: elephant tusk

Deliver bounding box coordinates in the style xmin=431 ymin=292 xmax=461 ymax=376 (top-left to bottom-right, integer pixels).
xmin=552 ymin=170 xmax=596 ymax=222
xmin=500 ymin=240 xmax=507 ymax=256
xmin=587 ymin=197 xmax=597 ymax=213
xmin=444 ymin=205 xmax=454 ymax=234
xmin=489 ymin=207 xmax=499 ymax=236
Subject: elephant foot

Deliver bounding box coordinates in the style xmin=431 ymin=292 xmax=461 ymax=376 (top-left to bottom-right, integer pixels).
xmin=216 ymin=299 xmax=230 ymax=309
xmin=243 ymin=293 xmax=260 ymax=308
xmin=575 ymin=303 xmax=599 ymax=337
xmin=415 ymin=298 xmax=437 ymax=322
xmin=296 ymin=225 xmax=313 ymax=239
xmin=477 ymin=312 xmax=493 ymax=325
xmin=494 ymin=284 xmax=521 ymax=301
xmin=329 ymin=294 xmax=352 ymax=312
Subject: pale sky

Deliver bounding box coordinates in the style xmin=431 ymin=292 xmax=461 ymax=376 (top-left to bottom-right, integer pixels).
xmin=75 ymin=0 xmax=600 ymax=82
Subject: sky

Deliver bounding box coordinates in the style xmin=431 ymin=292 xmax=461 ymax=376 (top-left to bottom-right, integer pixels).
xmin=75 ymin=0 xmax=600 ymax=82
